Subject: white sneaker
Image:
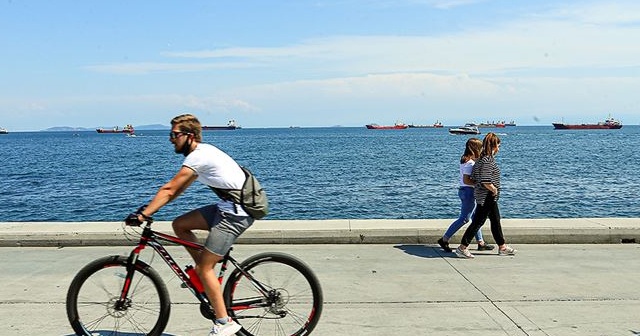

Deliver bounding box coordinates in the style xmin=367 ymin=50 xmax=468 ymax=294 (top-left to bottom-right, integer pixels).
xmin=209 ymin=319 xmax=242 ymax=336
xmin=455 ymin=247 xmax=474 ymax=259
xmin=498 ymin=245 xmax=517 ymax=256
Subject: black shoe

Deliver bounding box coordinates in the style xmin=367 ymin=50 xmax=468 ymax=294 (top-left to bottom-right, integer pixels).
xmin=438 ymin=238 xmax=452 ymax=252
xmin=477 ymin=243 xmax=495 ymax=251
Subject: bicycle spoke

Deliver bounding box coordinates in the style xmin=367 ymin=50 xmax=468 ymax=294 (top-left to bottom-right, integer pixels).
xmin=67 ymin=256 xmax=170 ymax=336
xmin=224 ymin=253 xmax=323 ymax=336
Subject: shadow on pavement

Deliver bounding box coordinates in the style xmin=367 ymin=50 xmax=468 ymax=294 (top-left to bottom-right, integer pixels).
xmin=62 ymin=332 xmax=178 ymax=336
xmin=394 ymin=244 xmax=453 ymax=259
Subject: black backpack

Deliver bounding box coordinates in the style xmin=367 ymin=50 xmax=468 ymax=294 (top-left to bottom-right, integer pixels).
xmin=211 ymin=166 xmax=269 ymax=219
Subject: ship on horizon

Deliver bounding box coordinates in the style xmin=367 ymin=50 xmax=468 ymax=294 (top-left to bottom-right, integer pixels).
xmin=96 ymin=124 xmax=134 ymax=134
xmin=407 ymin=120 xmax=443 ymax=128
xmin=202 ymin=120 xmax=241 ymax=130
xmin=365 ymin=121 xmax=408 ymax=130
xmin=552 ymin=116 xmax=622 ymax=130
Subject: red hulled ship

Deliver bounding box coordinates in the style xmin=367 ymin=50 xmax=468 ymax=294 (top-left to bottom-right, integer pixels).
xmin=552 ymin=116 xmax=622 ymax=130
xmin=365 ymin=122 xmax=408 ymax=130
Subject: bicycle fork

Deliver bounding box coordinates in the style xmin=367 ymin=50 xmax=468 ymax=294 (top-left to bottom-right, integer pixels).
xmin=114 ymin=244 xmax=146 ymax=311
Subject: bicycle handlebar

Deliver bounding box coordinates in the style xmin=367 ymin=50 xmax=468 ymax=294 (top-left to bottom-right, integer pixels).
xmin=124 ymin=213 xmax=154 ymax=226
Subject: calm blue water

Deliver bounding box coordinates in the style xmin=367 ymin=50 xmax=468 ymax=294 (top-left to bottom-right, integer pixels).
xmin=1 ymin=126 xmax=639 ymax=222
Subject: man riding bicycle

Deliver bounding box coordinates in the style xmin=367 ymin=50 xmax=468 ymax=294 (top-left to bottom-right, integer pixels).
xmin=126 ymin=113 xmax=260 ymax=336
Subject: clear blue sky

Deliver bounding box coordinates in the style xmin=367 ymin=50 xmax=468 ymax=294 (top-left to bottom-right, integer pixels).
xmin=1 ymin=0 xmax=639 ymax=130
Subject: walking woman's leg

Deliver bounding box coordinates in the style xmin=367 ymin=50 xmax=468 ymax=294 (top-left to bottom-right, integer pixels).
xmin=460 ymin=200 xmax=489 ymax=247
xmin=472 ymin=203 xmax=484 ymax=243
xmin=487 ymin=198 xmax=506 ymax=246
xmin=443 ymin=188 xmax=475 ymax=240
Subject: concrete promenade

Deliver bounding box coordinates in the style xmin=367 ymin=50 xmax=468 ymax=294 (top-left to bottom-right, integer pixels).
xmin=1 ymin=217 xmax=640 ymax=246
xmin=1 ymin=218 xmax=639 ymax=336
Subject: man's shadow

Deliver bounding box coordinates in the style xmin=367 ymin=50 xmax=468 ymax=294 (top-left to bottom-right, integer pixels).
xmin=394 ymin=244 xmax=454 ymax=259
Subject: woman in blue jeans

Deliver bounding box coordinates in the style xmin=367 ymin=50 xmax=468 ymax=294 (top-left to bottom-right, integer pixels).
xmin=437 ymin=138 xmax=494 ymax=252
xmin=455 ymin=132 xmax=516 ymax=259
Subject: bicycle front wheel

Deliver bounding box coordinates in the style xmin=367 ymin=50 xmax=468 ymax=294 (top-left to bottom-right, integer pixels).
xmin=223 ymin=252 xmax=323 ymax=336
xmin=66 ymin=255 xmax=171 ymax=336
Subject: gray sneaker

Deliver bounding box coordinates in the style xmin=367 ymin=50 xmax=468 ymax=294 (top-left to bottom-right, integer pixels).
xmin=455 ymin=247 xmax=474 ymax=259
xmin=477 ymin=243 xmax=495 ymax=251
xmin=209 ymin=320 xmax=242 ymax=336
xmin=498 ymin=246 xmax=517 ymax=256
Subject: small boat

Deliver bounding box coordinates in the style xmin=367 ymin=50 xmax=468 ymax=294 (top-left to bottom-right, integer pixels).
xmin=365 ymin=122 xmax=408 ymax=130
xmin=202 ymin=120 xmax=241 ymax=130
xmin=552 ymin=116 xmax=622 ymax=130
xmin=449 ymin=124 xmax=480 ymax=135
xmin=0 ymin=127 xmax=8 ymax=134
xmin=407 ymin=121 xmax=443 ymax=128
xmin=96 ymin=124 xmax=134 ymax=134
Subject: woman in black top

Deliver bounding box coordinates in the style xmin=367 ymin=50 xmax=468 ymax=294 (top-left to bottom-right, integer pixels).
xmin=455 ymin=132 xmax=516 ymax=259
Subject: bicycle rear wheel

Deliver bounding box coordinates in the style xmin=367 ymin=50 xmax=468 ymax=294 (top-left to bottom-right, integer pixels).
xmin=223 ymin=252 xmax=323 ymax=336
xmin=66 ymin=255 xmax=171 ymax=336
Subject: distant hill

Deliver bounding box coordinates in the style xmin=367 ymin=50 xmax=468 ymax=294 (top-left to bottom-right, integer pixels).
xmin=41 ymin=126 xmax=93 ymax=132
xmin=135 ymin=124 xmax=170 ymax=130
xmin=41 ymin=124 xmax=170 ymax=132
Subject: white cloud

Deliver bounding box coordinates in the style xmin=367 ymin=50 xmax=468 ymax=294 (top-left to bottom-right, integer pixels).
xmin=230 ymin=72 xmax=501 ymax=100
xmin=419 ymin=0 xmax=487 ymax=10
xmin=150 ymin=4 xmax=640 ymax=79
xmin=84 ymin=62 xmax=257 ymax=75
xmin=539 ymin=1 xmax=640 ymax=25
xmin=7 ymin=1 xmax=640 ymax=129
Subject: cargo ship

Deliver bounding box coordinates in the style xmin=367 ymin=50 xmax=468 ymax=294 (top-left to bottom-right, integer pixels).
xmin=365 ymin=122 xmax=408 ymax=130
xmin=202 ymin=120 xmax=241 ymax=130
xmin=96 ymin=124 xmax=134 ymax=134
xmin=552 ymin=116 xmax=622 ymax=130
xmin=407 ymin=121 xmax=443 ymax=128
xmin=478 ymin=121 xmax=506 ymax=128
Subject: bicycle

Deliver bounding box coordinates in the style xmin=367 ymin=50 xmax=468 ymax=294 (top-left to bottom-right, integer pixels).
xmin=65 ymin=218 xmax=323 ymax=336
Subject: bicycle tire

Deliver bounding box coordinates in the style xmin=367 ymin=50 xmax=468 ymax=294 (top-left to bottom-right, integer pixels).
xmin=223 ymin=252 xmax=323 ymax=336
xmin=66 ymin=255 xmax=171 ymax=336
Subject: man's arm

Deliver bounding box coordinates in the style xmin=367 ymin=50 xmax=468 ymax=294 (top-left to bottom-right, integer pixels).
xmin=139 ymin=166 xmax=198 ymax=219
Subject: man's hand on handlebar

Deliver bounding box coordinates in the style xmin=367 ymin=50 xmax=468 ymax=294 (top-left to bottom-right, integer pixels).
xmin=124 ymin=205 xmax=153 ymax=226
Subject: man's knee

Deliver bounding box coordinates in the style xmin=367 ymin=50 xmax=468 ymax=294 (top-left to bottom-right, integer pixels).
xmin=172 ymin=215 xmax=189 ymax=235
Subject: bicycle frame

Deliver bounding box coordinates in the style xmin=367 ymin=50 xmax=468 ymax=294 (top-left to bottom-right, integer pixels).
xmin=118 ymin=223 xmax=271 ymax=315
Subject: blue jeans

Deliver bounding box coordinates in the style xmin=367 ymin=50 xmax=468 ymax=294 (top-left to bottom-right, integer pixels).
xmin=443 ymin=187 xmax=483 ymax=242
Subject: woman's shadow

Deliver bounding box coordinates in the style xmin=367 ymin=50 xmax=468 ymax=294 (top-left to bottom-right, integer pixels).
xmin=394 ymin=244 xmax=454 ymax=259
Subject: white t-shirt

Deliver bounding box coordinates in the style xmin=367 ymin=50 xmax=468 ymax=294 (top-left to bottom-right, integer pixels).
xmin=458 ymin=159 xmax=475 ymax=187
xmin=182 ymin=143 xmax=248 ymax=216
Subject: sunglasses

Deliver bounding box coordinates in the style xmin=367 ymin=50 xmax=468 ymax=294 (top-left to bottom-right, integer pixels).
xmin=169 ymin=131 xmax=191 ymax=140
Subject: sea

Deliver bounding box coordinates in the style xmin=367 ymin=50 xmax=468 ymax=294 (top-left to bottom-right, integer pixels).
xmin=1 ymin=125 xmax=639 ymax=222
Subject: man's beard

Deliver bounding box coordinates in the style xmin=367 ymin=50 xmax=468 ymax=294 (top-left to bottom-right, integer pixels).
xmin=175 ymin=139 xmax=191 ymax=156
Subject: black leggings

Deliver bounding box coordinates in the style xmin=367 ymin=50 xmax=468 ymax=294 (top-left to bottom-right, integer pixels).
xmin=460 ymin=195 xmax=505 ymax=247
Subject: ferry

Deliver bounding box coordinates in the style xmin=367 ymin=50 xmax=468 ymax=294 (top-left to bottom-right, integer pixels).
xmin=552 ymin=116 xmax=622 ymax=130
xmin=202 ymin=120 xmax=241 ymax=130
xmin=0 ymin=127 xmax=8 ymax=134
